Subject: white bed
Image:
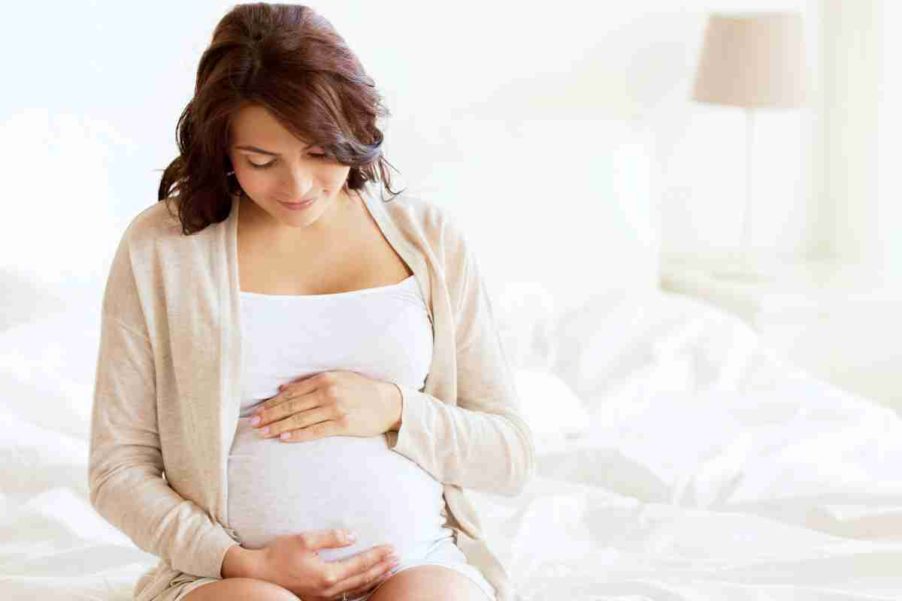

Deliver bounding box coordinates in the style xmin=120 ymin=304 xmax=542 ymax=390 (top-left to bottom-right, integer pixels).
xmin=2 ymin=119 xmax=901 ymax=600
xmin=2 ymin=283 xmax=901 ymax=600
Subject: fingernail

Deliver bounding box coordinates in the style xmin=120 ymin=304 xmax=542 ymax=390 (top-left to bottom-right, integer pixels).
xmin=250 ymin=416 xmax=261 ymax=426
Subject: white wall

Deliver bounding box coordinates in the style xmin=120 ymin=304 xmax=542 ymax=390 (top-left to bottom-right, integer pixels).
xmin=817 ymin=0 xmax=881 ymax=267
xmin=1 ymin=0 xmax=850 ymax=303
xmin=876 ymin=0 xmax=902 ymax=277
xmin=806 ymin=0 xmax=900 ymax=277
xmin=329 ymin=0 xmax=820 ymax=279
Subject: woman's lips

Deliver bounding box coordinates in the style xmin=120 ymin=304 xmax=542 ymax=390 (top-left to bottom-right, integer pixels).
xmin=278 ymin=198 xmax=316 ymax=210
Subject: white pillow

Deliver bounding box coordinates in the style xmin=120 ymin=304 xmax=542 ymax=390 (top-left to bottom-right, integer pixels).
xmin=491 ymin=281 xmax=558 ymax=371
xmin=550 ymin=289 xmax=766 ymax=412
xmin=513 ymin=368 xmax=590 ymax=446
xmin=550 ymin=289 xmax=651 ymax=405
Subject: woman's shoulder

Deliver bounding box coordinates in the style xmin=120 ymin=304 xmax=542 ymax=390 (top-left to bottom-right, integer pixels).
xmin=121 ymin=198 xmax=184 ymax=245
xmin=371 ymin=187 xmax=465 ymax=250
xmin=120 ymin=197 xmax=224 ymax=255
xmin=375 ymin=188 xmax=440 ymax=225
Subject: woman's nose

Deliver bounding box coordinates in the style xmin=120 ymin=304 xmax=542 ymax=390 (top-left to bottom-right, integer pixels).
xmin=280 ymin=163 xmax=315 ymax=200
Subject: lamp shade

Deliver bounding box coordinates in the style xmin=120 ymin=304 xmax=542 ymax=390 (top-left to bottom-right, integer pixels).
xmin=692 ymin=12 xmax=807 ymax=108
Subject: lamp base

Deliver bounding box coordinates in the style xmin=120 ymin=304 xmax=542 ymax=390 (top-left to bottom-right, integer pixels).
xmin=709 ymin=252 xmax=776 ymax=283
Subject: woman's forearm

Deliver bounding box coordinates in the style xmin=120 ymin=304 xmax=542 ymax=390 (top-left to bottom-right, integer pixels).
xmin=386 ymin=383 xmax=534 ymax=495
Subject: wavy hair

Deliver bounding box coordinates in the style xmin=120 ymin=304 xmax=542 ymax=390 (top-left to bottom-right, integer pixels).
xmin=157 ymin=2 xmax=403 ymax=235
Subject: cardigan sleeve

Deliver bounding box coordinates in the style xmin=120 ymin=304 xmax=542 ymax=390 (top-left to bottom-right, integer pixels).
xmin=87 ymin=229 xmax=239 ymax=580
xmin=385 ymin=212 xmax=536 ymax=496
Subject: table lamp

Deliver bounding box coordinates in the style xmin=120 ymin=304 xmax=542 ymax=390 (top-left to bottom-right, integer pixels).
xmin=692 ymin=12 xmax=808 ymax=280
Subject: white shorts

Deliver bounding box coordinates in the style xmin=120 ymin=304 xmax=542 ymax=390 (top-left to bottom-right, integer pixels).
xmin=170 ymin=535 xmax=496 ymax=601
xmin=348 ymin=535 xmax=496 ymax=601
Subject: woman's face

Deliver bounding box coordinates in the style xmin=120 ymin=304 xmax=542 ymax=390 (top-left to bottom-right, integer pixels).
xmin=228 ymin=104 xmax=352 ymax=231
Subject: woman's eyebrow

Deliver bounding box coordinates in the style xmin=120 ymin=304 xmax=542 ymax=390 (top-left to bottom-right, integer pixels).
xmin=235 ymin=144 xmax=314 ymax=156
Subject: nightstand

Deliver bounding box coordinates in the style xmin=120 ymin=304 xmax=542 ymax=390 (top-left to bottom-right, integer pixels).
xmin=659 ymin=256 xmax=902 ymax=413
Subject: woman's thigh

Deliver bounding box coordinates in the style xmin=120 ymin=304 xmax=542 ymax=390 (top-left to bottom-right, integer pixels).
xmin=180 ymin=577 xmax=298 ymax=600
xmin=369 ymin=565 xmax=489 ymax=601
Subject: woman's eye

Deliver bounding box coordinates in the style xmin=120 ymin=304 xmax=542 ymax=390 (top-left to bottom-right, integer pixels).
xmin=248 ymin=160 xmax=275 ymax=170
xmin=247 ymin=153 xmax=327 ymax=170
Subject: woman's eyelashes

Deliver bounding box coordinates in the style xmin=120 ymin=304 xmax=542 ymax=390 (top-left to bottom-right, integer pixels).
xmin=248 ymin=153 xmax=327 ymax=169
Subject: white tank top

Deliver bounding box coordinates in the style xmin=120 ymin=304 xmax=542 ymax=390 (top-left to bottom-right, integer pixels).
xmin=227 ymin=275 xmax=454 ymax=565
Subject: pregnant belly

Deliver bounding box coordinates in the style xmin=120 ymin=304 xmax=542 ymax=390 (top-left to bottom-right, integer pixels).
xmin=227 ymin=416 xmax=452 ymax=563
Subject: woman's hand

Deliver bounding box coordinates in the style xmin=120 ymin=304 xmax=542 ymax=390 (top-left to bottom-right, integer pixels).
xmin=255 ymin=529 xmax=399 ymax=600
xmin=250 ymin=371 xmax=402 ymax=443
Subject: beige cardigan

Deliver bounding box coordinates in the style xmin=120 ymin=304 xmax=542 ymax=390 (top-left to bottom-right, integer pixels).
xmin=88 ymin=183 xmax=535 ymax=601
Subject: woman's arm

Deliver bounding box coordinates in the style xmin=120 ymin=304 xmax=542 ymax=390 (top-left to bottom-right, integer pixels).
xmin=221 ymin=543 xmax=266 ymax=578
xmin=385 ymin=213 xmax=536 ymax=496
xmin=87 ymin=229 xmax=238 ymax=579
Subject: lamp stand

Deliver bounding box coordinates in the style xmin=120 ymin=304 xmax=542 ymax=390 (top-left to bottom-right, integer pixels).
xmin=712 ymin=108 xmax=774 ymax=281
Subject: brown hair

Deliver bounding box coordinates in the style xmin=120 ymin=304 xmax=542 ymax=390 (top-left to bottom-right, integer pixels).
xmin=157 ymin=2 xmax=403 ymax=235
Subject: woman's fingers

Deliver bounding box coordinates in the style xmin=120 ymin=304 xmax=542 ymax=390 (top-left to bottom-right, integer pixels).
xmin=279 ymin=419 xmax=342 ymax=443
xmin=323 ymin=553 xmax=399 ymax=599
xmin=256 ymin=407 xmax=331 ymax=438
xmin=322 ymin=546 xmax=395 ymax=591
xmin=343 ymin=563 xmax=395 ymax=598
xmin=254 ymin=395 xmax=314 ymax=427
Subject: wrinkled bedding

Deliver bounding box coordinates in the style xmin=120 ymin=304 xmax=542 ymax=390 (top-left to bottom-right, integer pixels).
xmin=1 ymin=289 xmax=900 ymax=600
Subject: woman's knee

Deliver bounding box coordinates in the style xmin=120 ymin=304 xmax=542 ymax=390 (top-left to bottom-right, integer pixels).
xmin=181 ymin=577 xmax=298 ymax=600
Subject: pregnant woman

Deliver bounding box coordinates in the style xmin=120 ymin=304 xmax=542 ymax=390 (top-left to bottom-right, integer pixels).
xmin=87 ymin=3 xmax=534 ymax=601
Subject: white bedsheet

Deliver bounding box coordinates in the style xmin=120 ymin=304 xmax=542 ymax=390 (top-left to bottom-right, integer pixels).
xmin=1 ymin=288 xmax=900 ymax=600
